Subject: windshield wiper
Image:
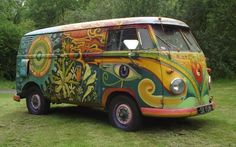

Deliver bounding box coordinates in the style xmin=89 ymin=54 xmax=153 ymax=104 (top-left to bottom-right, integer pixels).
xmin=154 ymin=33 xmax=180 ymax=52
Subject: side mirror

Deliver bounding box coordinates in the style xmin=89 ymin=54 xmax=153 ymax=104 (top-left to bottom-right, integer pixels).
xmin=123 ymin=40 xmax=139 ymax=50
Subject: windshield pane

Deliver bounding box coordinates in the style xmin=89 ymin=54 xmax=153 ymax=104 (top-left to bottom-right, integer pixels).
xmin=137 ymin=28 xmax=155 ymax=49
xmin=153 ymin=25 xmax=190 ymax=51
xmin=182 ymin=30 xmax=201 ymax=51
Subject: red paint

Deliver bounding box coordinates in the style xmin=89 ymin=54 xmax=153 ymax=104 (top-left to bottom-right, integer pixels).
xmin=141 ymin=102 xmax=215 ymax=117
xmin=141 ymin=107 xmax=197 ymax=117
xmin=102 ymin=88 xmax=136 ymax=107
xmin=191 ymin=63 xmax=203 ymax=84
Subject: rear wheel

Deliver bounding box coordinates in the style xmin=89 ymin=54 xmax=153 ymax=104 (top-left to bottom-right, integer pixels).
xmin=26 ymin=87 xmax=50 ymax=115
xmin=109 ymin=95 xmax=142 ymax=131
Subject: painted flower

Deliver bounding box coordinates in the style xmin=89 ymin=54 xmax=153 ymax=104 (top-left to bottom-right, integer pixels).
xmin=54 ymin=71 xmax=72 ymax=98
xmin=191 ymin=63 xmax=203 ymax=84
xmin=69 ymin=84 xmax=76 ymax=95
xmin=53 ymin=58 xmax=76 ymax=98
xmin=71 ymin=67 xmax=76 ymax=79
xmin=77 ymin=86 xmax=83 ymax=96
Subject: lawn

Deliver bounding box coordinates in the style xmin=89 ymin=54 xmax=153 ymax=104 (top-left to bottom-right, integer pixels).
xmin=0 ymin=80 xmax=235 ymax=146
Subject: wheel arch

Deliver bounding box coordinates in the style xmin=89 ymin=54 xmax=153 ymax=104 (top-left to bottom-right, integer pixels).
xmin=102 ymin=88 xmax=140 ymax=112
xmin=21 ymin=81 xmax=41 ymax=98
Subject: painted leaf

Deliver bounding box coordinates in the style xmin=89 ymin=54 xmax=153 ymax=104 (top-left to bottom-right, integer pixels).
xmin=82 ymin=64 xmax=91 ymax=81
xmin=62 ymin=86 xmax=67 ymax=98
xmin=65 ymin=73 xmax=72 ymax=82
xmin=55 ymin=85 xmax=62 ymax=93
xmin=82 ymin=85 xmax=94 ymax=101
xmin=86 ymin=72 xmax=96 ymax=86
xmin=65 ymin=83 xmax=70 ymax=97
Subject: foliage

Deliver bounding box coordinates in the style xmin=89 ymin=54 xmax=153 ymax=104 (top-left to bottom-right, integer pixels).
xmin=176 ymin=0 xmax=236 ymax=78
xmin=203 ymin=0 xmax=236 ymax=78
xmin=0 ymin=22 xmax=20 ymax=80
xmin=0 ymin=0 xmax=34 ymax=80
xmin=0 ymin=0 xmax=235 ymax=80
xmin=25 ymin=0 xmax=81 ymax=28
xmin=0 ymin=78 xmax=15 ymax=89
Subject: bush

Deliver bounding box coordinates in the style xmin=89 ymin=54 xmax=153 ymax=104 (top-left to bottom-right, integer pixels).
xmin=0 ymin=21 xmax=21 ymax=80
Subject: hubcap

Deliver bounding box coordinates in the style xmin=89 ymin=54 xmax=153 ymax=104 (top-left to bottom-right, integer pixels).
xmin=31 ymin=94 xmax=41 ymax=110
xmin=115 ymin=104 xmax=132 ymax=125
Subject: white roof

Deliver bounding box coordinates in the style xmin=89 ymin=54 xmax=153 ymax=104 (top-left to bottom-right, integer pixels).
xmin=25 ymin=17 xmax=189 ymax=36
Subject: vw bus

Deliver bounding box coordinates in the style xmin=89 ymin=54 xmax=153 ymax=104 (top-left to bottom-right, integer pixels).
xmin=14 ymin=17 xmax=215 ymax=131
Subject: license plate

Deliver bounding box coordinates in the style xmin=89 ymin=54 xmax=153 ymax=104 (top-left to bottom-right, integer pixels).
xmin=197 ymin=105 xmax=213 ymax=114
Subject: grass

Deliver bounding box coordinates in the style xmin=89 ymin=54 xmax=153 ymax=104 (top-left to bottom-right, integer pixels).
xmin=0 ymin=79 xmax=236 ymax=146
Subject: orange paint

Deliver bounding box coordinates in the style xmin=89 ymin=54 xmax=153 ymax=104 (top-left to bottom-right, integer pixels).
xmin=102 ymin=88 xmax=136 ymax=108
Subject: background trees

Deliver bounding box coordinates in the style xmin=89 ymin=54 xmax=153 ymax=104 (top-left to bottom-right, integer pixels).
xmin=0 ymin=0 xmax=235 ymax=80
xmin=177 ymin=0 xmax=236 ymax=78
xmin=0 ymin=0 xmax=34 ymax=80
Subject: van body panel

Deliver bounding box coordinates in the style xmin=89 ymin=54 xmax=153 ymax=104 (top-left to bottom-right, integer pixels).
xmin=158 ymin=51 xmax=210 ymax=108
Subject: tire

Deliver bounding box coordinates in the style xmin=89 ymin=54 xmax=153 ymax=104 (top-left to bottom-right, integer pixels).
xmin=26 ymin=87 xmax=50 ymax=115
xmin=109 ymin=95 xmax=142 ymax=131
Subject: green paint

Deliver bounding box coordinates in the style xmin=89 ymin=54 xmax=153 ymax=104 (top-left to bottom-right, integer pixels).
xmin=177 ymin=97 xmax=198 ymax=108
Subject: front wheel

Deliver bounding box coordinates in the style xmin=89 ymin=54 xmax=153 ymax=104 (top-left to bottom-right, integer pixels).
xmin=109 ymin=95 xmax=142 ymax=131
xmin=26 ymin=87 xmax=50 ymax=115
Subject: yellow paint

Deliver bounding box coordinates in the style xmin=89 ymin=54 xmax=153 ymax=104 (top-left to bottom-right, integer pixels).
xmin=96 ymin=57 xmax=186 ymax=107
xmin=138 ymin=78 xmax=162 ymax=107
xmin=138 ymin=78 xmax=183 ymax=107
xmin=159 ymin=54 xmax=201 ymax=100
xmin=93 ymin=51 xmax=206 ymax=108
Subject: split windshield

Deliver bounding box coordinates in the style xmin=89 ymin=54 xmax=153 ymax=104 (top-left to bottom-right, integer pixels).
xmin=153 ymin=25 xmax=201 ymax=52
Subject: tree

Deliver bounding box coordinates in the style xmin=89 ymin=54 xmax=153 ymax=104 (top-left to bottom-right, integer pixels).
xmin=178 ymin=0 xmax=236 ymax=78
xmin=0 ymin=0 xmax=34 ymax=80
xmin=0 ymin=0 xmax=235 ymax=80
xmin=25 ymin=0 xmax=81 ymax=28
xmin=204 ymin=0 xmax=236 ymax=78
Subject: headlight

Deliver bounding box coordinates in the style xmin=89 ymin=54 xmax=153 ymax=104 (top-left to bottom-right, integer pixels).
xmin=170 ymin=78 xmax=185 ymax=95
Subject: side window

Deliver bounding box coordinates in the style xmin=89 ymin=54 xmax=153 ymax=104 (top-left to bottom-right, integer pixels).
xmin=120 ymin=28 xmax=138 ymax=50
xmin=106 ymin=30 xmax=121 ymax=51
xmin=137 ymin=29 xmax=155 ymax=49
xmin=106 ymin=28 xmax=139 ymax=51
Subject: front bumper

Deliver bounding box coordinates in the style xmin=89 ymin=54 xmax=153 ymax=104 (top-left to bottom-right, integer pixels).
xmin=141 ymin=101 xmax=215 ymax=118
xmin=13 ymin=95 xmax=21 ymax=102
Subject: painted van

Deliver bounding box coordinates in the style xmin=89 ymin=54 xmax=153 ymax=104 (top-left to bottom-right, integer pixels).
xmin=14 ymin=17 xmax=215 ymax=131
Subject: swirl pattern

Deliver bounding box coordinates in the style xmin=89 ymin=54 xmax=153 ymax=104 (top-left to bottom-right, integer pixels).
xmin=138 ymin=78 xmax=163 ymax=107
